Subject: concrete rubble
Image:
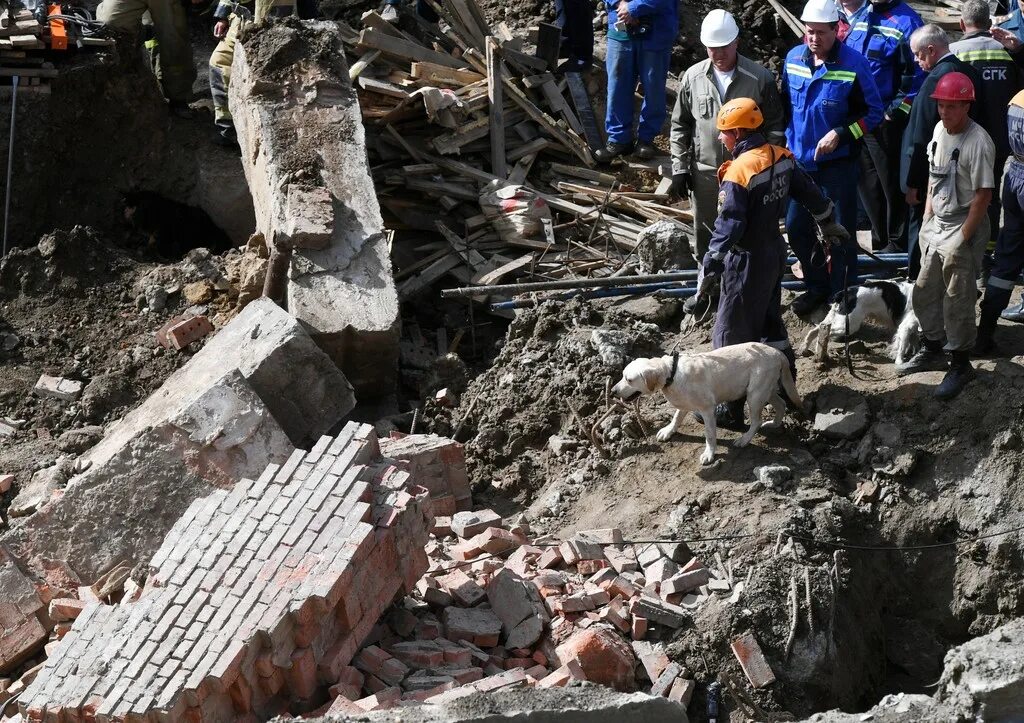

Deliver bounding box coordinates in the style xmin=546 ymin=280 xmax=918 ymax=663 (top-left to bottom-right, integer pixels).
xmin=229 ymin=19 xmax=400 ymax=397
xmin=20 ymin=422 xmax=432 ymax=721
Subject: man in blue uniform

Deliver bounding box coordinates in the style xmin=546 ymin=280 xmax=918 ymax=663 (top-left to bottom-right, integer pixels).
xmin=697 ymin=97 xmax=849 ymax=428
xmin=782 ymin=0 xmax=884 ymax=316
xmin=593 ymin=0 xmax=677 ymax=162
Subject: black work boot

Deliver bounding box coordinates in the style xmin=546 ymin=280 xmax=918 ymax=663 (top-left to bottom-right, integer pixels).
xmin=935 ymin=351 xmax=975 ymax=400
xmin=634 ymin=141 xmax=657 ymax=160
xmin=975 ymin=287 xmax=1009 ymax=357
xmin=895 ymin=337 xmax=947 ymax=376
xmin=791 ymin=290 xmax=828 ymax=316
xmin=693 ymin=399 xmax=746 ymax=431
xmin=594 ymin=142 xmax=632 ymax=164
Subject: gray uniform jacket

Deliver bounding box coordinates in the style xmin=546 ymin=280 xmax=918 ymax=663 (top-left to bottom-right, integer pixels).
xmin=670 ymin=55 xmax=786 ymax=175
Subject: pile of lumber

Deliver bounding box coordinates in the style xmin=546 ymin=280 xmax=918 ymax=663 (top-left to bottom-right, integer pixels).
xmin=1 ymin=7 xmax=51 ymax=91
xmin=333 ymin=2 xmax=695 ymax=300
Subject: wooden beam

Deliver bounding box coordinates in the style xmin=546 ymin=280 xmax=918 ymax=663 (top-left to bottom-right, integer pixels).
xmin=410 ymin=61 xmax=484 ymax=85
xmin=487 ymin=37 xmax=507 ymax=178
xmin=349 ymin=50 xmax=381 ymax=80
xmin=431 ymin=115 xmax=491 ymax=155
xmin=357 ymin=29 xmax=467 ymax=70
xmin=535 ymin=22 xmax=560 ymax=71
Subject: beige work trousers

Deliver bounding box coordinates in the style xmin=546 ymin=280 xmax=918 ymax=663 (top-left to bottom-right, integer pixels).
xmin=97 ymin=0 xmax=196 ymax=102
xmin=913 ymin=214 xmax=989 ymax=351
xmin=688 ymin=165 xmax=720 ymax=267
xmin=209 ymin=15 xmax=241 ymax=124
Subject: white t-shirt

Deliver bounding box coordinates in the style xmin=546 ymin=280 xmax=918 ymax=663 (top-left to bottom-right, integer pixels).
xmin=927 ymin=119 xmax=995 ymax=218
xmin=711 ymin=67 xmax=736 ymax=99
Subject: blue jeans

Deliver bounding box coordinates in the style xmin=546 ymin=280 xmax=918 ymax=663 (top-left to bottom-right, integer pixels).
xmin=604 ymin=37 xmax=669 ymax=146
xmin=786 ymin=155 xmax=860 ymax=299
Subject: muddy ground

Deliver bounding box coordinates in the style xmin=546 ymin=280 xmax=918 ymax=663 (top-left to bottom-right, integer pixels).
xmin=418 ymin=290 xmax=1024 ymax=718
xmin=1 ymin=1 xmax=1021 ymax=720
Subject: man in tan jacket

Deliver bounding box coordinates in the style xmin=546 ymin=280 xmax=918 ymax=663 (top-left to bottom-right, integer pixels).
xmin=670 ymin=9 xmax=784 ymax=311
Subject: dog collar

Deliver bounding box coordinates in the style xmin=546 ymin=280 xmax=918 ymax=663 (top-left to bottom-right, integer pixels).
xmin=664 ymin=352 xmax=679 ymax=388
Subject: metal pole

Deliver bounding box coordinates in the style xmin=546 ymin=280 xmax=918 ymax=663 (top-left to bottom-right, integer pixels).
xmin=2 ymin=76 xmax=18 ymax=258
xmin=442 ymin=254 xmax=910 ymax=299
xmin=441 ymin=272 xmax=700 ymax=298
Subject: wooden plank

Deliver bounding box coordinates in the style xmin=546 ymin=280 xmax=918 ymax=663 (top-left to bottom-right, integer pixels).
xmin=357 ymin=29 xmax=467 ymax=70
xmin=549 ymin=163 xmax=616 ymax=186
xmin=410 ymin=61 xmax=484 ymax=85
xmin=501 ymin=73 xmax=595 ymax=166
xmin=445 ymin=0 xmax=488 ymax=49
xmin=349 ymin=49 xmax=381 ymax=80
xmin=385 ymin=124 xmax=427 ymax=163
xmin=507 ymin=152 xmax=536 ymax=184
xmin=358 ymin=76 xmax=410 ymax=99
xmin=487 ymin=37 xmax=507 ymax=178
xmin=535 ymin=22 xmax=560 ymax=71
xmin=540 ymin=79 xmax=583 ymax=134
xmin=399 ymin=255 xmax=463 ymax=299
xmin=565 ymin=72 xmax=603 ymax=150
xmin=406 ymin=177 xmax=479 ymax=201
xmin=432 ymin=115 xmax=491 ymax=155
xmin=473 ymin=253 xmax=534 ymax=285
xmin=0 ymin=66 xmax=56 ymax=78
xmin=507 ymin=137 xmax=550 ymax=162
xmin=361 ymin=9 xmax=421 ymax=43
xmin=436 ymin=221 xmax=492 ymax=272
xmin=496 ymin=42 xmax=549 ymax=73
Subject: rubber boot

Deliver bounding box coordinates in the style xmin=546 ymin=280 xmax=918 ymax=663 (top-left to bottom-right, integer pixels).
xmin=935 ymin=350 xmax=975 ymax=400
xmin=715 ymin=400 xmax=747 ymax=432
xmin=976 ymin=286 xmax=1010 ymax=357
xmin=895 ymin=336 xmax=947 ymax=375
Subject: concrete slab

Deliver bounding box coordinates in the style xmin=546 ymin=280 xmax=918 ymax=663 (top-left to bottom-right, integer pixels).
xmin=1 ymin=299 xmax=354 ymax=582
xmin=230 ymin=19 xmax=400 ymax=397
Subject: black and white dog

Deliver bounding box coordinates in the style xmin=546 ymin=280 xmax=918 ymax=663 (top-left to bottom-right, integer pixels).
xmin=803 ymin=280 xmax=920 ymax=364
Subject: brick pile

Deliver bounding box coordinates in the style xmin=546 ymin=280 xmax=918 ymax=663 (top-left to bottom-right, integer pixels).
xmin=18 ymin=422 xmax=433 ymax=721
xmin=324 ymin=514 xmax=739 ymax=714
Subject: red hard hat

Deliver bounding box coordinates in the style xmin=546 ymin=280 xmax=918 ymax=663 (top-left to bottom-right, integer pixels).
xmin=930 ymin=72 xmax=976 ymax=102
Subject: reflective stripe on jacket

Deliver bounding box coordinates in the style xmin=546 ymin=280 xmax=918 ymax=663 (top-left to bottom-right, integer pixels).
xmin=781 ymin=41 xmax=883 ymax=170
xmin=843 ymin=0 xmax=924 ymax=118
xmin=706 ymin=133 xmax=833 ymax=263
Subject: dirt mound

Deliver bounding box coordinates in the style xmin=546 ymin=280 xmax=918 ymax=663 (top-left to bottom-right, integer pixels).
xmin=0 ymin=226 xmax=266 ymax=518
xmin=424 ymin=289 xmax=1024 ymax=718
xmin=423 ymin=297 xmax=671 ymax=496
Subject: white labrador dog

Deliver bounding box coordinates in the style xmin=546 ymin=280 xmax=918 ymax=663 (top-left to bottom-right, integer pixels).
xmin=611 ymin=342 xmax=803 ymax=465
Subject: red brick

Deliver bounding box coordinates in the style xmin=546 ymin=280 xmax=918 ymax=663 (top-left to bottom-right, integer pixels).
xmin=668 ymin=677 xmax=696 ymax=706
xmin=555 ymin=628 xmax=636 ymax=691
xmin=631 ymin=616 xmax=648 ymax=641
xmin=48 ymin=598 xmax=86 ymax=622
xmin=731 ymin=632 xmax=776 ymax=689
xmin=577 ymin=559 xmax=609 ymax=575
xmin=537 ymin=548 xmax=563 ymax=569
xmin=470 ymin=527 xmax=520 ymax=555
xmin=354 ymin=687 xmax=401 ymax=711
xmin=166 ymin=316 xmax=215 ymax=351
xmin=438 ymin=569 xmax=486 ymax=607
xmin=288 ymin=647 xmax=317 ymax=698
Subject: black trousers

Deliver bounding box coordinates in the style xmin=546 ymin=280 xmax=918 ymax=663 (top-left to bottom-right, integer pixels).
xmin=858 ymin=119 xmax=907 ymax=250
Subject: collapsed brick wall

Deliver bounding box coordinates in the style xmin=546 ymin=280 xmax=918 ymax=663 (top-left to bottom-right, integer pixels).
xmin=19 ymin=422 xmax=432 ymax=721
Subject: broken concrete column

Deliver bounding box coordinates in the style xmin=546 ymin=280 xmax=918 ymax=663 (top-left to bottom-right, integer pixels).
xmin=21 ymin=422 xmax=432 ymax=721
xmin=0 ymin=299 xmax=355 ymax=584
xmin=229 ymin=18 xmax=400 ymax=397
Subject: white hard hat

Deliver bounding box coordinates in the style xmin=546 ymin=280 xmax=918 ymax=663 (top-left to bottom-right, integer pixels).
xmin=700 ymin=9 xmax=739 ymax=48
xmin=800 ymin=0 xmax=839 ymax=23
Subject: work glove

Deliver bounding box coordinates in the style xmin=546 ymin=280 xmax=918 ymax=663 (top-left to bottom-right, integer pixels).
xmin=671 ymin=171 xmax=692 ymax=198
xmin=697 ymin=256 xmax=724 ymax=297
xmin=817 ymin=218 xmax=850 ymax=246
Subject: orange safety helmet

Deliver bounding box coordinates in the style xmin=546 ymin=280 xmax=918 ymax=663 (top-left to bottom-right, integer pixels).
xmin=717 ymin=97 xmax=764 ymax=131
xmin=930 ymin=72 xmax=975 ymax=102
